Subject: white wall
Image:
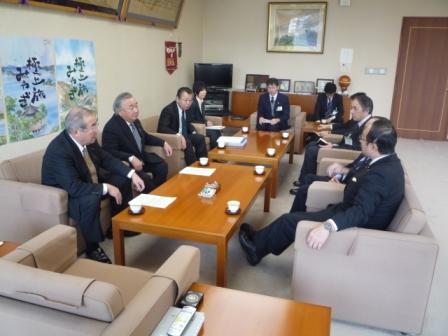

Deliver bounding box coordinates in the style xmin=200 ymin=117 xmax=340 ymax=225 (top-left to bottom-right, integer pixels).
xmin=202 ymin=0 xmax=448 ymax=116
xmin=0 ymin=0 xmax=203 ymax=160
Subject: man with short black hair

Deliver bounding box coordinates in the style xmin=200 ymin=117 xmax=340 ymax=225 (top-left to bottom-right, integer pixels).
xmin=313 ymin=82 xmax=344 ymax=123
xmin=256 ymin=77 xmax=290 ymax=132
xmin=158 ymin=87 xmax=207 ymax=165
xmin=239 ymin=117 xmax=404 ymax=266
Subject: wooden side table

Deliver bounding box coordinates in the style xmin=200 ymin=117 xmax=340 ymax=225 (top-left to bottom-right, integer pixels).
xmin=0 ymin=241 xmax=19 ymax=257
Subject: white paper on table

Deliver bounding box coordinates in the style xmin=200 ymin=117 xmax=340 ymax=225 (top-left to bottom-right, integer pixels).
xmin=206 ymin=125 xmax=226 ymax=130
xmin=129 ymin=194 xmax=176 ymax=208
xmin=179 ymin=167 xmax=216 ymax=176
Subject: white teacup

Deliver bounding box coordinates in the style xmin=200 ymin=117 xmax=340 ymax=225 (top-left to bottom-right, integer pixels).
xmin=254 ymin=165 xmax=265 ymax=175
xmin=217 ymin=141 xmax=225 ymax=149
xmin=227 ymin=200 xmax=240 ymax=213
xmin=281 ymin=132 xmax=289 ymax=139
xmin=129 ymin=203 xmax=142 ymax=214
xmin=199 ymin=157 xmax=208 ymax=166
xmin=242 ymin=126 xmax=249 ymax=133
xmin=267 ymin=147 xmax=276 ymax=156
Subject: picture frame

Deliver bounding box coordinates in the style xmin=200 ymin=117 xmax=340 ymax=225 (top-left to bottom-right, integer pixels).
xmin=267 ymin=2 xmax=327 ymax=53
xmin=26 ymin=0 xmax=122 ymax=19
xmin=245 ymin=74 xmax=270 ymax=92
xmin=278 ymin=79 xmax=291 ymax=92
xmin=121 ymin=0 xmax=184 ymax=29
xmin=316 ymin=78 xmax=334 ymax=93
xmin=294 ymin=81 xmax=315 ymax=95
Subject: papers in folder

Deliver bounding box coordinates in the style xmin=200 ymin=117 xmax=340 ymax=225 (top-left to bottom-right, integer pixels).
xmin=130 ymin=194 xmax=176 ymax=209
xmin=179 ymin=167 xmax=216 ymax=176
xmin=217 ymin=136 xmax=247 ymax=147
xmin=151 ymin=306 xmax=204 ymax=336
xmin=206 ymin=125 xmax=226 ymax=130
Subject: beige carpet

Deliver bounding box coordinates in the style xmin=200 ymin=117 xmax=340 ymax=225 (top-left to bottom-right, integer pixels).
xmin=103 ymin=137 xmax=448 ymax=336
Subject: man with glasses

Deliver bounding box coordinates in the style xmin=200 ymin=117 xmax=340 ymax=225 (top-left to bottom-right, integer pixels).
xmin=42 ymin=107 xmax=145 ymax=263
xmin=157 ymin=87 xmax=207 ymax=165
xmin=239 ymin=117 xmax=404 ymax=265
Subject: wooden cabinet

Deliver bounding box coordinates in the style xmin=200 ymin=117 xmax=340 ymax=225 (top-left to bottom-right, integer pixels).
xmin=231 ymin=90 xmax=351 ymax=122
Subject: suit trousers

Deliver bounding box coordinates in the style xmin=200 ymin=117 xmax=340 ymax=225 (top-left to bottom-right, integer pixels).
xmin=290 ymin=174 xmax=330 ymax=212
xmin=184 ymin=134 xmax=208 ymax=165
xmin=298 ymin=141 xmax=320 ymax=184
xmin=206 ymin=129 xmax=221 ymax=149
xmin=253 ymin=205 xmax=340 ymax=259
xmin=138 ymin=154 xmax=168 ymax=193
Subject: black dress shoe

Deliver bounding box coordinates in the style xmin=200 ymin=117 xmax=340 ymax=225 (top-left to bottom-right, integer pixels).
xmin=293 ymin=180 xmax=301 ymax=187
xmin=289 ymin=187 xmax=299 ymax=195
xmin=238 ymin=229 xmax=260 ymax=266
xmin=86 ymin=247 xmax=112 ymax=264
xmin=240 ymin=223 xmax=255 ymax=239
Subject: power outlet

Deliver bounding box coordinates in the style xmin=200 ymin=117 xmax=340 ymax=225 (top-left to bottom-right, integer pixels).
xmin=365 ymin=67 xmax=387 ymax=75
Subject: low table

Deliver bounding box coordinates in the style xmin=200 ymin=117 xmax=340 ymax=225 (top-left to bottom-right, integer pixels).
xmin=0 ymin=241 xmax=19 ymax=257
xmin=112 ymin=162 xmax=271 ymax=287
xmin=208 ymin=131 xmax=294 ymax=198
xmin=190 ymin=283 xmax=331 ymax=336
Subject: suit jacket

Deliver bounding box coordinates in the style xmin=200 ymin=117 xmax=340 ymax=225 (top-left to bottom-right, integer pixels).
xmin=331 ymin=153 xmax=405 ymax=231
xmin=102 ymin=114 xmax=165 ymax=164
xmin=42 ymin=130 xmax=131 ymax=198
xmin=256 ymin=92 xmax=290 ymax=131
xmin=334 ymin=117 xmax=371 ymax=150
xmin=188 ymin=97 xmax=206 ymax=124
xmin=157 ymin=101 xmax=197 ymax=135
xmin=313 ymin=93 xmax=344 ymax=123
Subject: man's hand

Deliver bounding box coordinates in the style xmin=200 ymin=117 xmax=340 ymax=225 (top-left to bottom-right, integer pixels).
xmin=318 ymin=124 xmax=332 ymax=131
xmin=106 ymin=184 xmax=122 ymax=205
xmin=318 ymin=143 xmax=334 ymax=149
xmin=271 ymin=118 xmax=280 ymax=125
xmin=131 ymin=173 xmax=145 ymax=192
xmin=259 ymin=117 xmax=270 ymax=125
xmin=306 ymin=223 xmax=330 ymax=249
xmin=130 ymin=157 xmax=144 ymax=171
xmin=327 ymin=163 xmax=345 ymax=177
xmin=206 ymin=120 xmax=213 ymax=127
xmin=315 ymin=130 xmax=330 ymax=138
xmin=179 ymin=135 xmax=187 ymax=150
xmin=163 ymin=141 xmax=173 ymax=157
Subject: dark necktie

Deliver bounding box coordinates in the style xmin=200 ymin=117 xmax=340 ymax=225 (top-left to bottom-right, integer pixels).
xmin=181 ymin=110 xmax=188 ymax=136
xmin=82 ymin=148 xmax=98 ymax=183
xmin=270 ymin=96 xmax=275 ymax=117
xmin=201 ymin=101 xmax=205 ymax=116
xmin=130 ymin=123 xmax=142 ymax=152
xmin=326 ymin=99 xmax=332 ymax=118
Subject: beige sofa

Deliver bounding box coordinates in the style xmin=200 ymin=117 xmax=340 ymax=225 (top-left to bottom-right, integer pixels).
xmin=292 ymin=179 xmax=438 ymax=334
xmin=0 ymin=225 xmax=200 ymax=336
xmin=249 ymin=105 xmax=306 ymax=153
xmin=0 ymin=150 xmax=111 ymax=251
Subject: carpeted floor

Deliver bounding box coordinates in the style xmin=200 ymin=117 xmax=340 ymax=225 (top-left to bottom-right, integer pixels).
xmin=103 ymin=137 xmax=448 ymax=336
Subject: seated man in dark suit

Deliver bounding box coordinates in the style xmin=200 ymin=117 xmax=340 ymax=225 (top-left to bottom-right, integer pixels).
xmin=239 ymin=117 xmax=405 ymax=265
xmin=102 ymin=92 xmax=173 ymax=193
xmin=290 ymin=92 xmax=373 ymax=195
xmin=42 ymin=107 xmax=145 ymax=263
xmin=189 ymin=81 xmax=221 ymax=149
xmin=256 ymin=77 xmax=290 ymax=132
xmin=157 ymin=87 xmax=208 ymax=165
xmin=312 ymin=82 xmax=344 ymax=123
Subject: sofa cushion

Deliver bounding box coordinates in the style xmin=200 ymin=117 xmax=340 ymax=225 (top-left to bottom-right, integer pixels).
xmin=0 ymin=150 xmax=45 ymax=183
xmin=0 ymin=259 xmax=124 ymax=322
xmin=387 ymin=183 xmax=426 ymax=234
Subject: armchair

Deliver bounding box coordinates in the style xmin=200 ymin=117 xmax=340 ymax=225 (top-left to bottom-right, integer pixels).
xmin=292 ymin=180 xmax=438 ymax=334
xmin=250 ymin=105 xmax=306 ymax=153
xmin=0 ymin=225 xmax=200 ymax=336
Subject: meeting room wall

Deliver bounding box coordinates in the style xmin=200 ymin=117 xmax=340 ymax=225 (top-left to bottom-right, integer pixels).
xmin=0 ymin=0 xmax=203 ymax=160
xmin=202 ymin=0 xmax=448 ymax=118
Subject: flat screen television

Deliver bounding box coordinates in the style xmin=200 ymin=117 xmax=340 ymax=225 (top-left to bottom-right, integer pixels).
xmin=194 ymin=63 xmax=233 ymax=89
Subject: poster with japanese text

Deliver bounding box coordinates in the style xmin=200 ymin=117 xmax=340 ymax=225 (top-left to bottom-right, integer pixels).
xmin=0 ymin=75 xmax=5 ymax=145
xmin=54 ymin=39 xmax=97 ymax=128
xmin=0 ymin=37 xmax=58 ymax=143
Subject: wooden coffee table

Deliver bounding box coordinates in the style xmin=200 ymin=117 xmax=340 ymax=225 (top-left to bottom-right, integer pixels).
xmin=0 ymin=241 xmax=19 ymax=257
xmin=112 ymin=162 xmax=271 ymax=287
xmin=190 ymin=283 xmax=331 ymax=336
xmin=208 ymin=131 xmax=294 ymax=198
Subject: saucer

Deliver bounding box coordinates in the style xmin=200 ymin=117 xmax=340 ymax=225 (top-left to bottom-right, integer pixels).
xmin=199 ymin=163 xmax=209 ymax=167
xmin=225 ymin=208 xmax=241 ymax=215
xmin=128 ymin=207 xmax=145 ymax=215
xmin=254 ymin=170 xmax=265 ymax=176
xmin=266 ymin=153 xmax=276 ymax=157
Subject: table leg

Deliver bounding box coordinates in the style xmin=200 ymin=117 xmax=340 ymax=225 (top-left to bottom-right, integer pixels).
xmin=289 ymin=136 xmax=295 ymax=164
xmin=112 ymin=221 xmax=125 ymax=265
xmin=264 ymin=175 xmax=271 ymax=212
xmin=270 ymin=163 xmax=278 ymax=198
xmin=216 ymin=239 xmax=227 ymax=287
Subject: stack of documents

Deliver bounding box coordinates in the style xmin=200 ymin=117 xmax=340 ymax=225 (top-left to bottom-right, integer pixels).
xmin=151 ymin=306 xmax=205 ymax=336
xmin=217 ymin=136 xmax=247 ymax=147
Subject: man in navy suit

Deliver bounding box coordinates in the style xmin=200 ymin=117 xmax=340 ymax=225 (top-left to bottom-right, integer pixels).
xmin=256 ymin=78 xmax=290 ymax=132
xmin=42 ymin=107 xmax=145 ymax=263
xmin=102 ymin=92 xmax=172 ymax=193
xmin=157 ymin=87 xmax=207 ymax=165
xmin=312 ymin=82 xmax=344 ymax=123
xmin=239 ymin=117 xmax=404 ymax=265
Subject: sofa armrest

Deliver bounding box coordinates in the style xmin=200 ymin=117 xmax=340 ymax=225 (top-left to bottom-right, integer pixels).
xmin=317 ymin=157 xmax=353 ymax=176
xmin=191 ymin=123 xmax=206 ymax=136
xmin=317 ymin=147 xmax=361 ymax=163
xmin=153 ymin=245 xmax=200 ymax=302
xmin=293 ymin=111 xmax=306 ymax=131
xmin=147 ymin=132 xmax=183 ymax=150
xmin=206 ymin=116 xmax=223 ymax=126
xmin=306 ymin=181 xmax=344 ymax=211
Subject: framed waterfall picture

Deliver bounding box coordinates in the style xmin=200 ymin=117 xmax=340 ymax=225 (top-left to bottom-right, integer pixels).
xmin=267 ymin=2 xmax=327 ymax=53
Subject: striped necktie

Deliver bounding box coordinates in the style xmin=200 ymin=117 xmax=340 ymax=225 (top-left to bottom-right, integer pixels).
xmin=82 ymin=148 xmax=98 ymax=183
xmin=130 ymin=123 xmax=142 ymax=152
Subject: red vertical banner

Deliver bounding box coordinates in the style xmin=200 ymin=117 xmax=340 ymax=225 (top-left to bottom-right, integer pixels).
xmin=165 ymin=41 xmax=177 ymax=74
